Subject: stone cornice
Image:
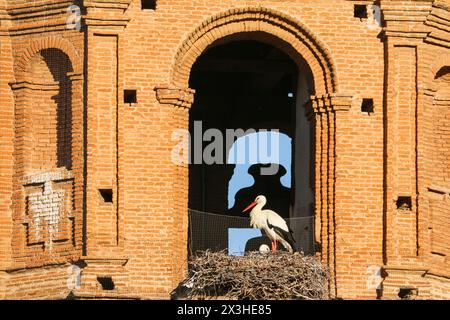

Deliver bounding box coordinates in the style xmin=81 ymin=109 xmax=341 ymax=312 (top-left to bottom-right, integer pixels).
xmin=380 ymin=0 xmax=450 ymax=46
xmin=1 ymin=0 xmax=131 ymax=34
xmin=383 ymin=265 xmax=428 ymax=273
xmin=425 ymin=8 xmax=450 ymax=32
xmin=23 ymin=169 xmax=73 ymax=186
xmin=428 ymin=185 xmax=450 ymax=196
xmin=84 ymin=0 xmax=131 ymax=30
xmin=10 ymin=73 xmax=82 ymax=91
xmin=155 ymin=87 xmax=196 ymax=109
xmin=424 ymin=1 xmax=450 ymax=47
xmin=0 ymin=1 xmax=76 ymax=36
xmin=424 ymin=87 xmax=438 ymax=96
xmin=0 ymin=7 xmax=8 ymax=20
xmin=382 ymin=30 xmax=429 ymax=40
xmin=10 ymin=81 xmax=61 ymax=91
xmin=82 ymin=257 xmax=129 ymax=267
xmin=380 ymin=0 xmax=434 ymax=41
xmin=5 ymin=0 xmax=74 ymax=18
xmin=67 ymin=72 xmax=84 ymax=81
xmin=434 ymin=96 xmax=450 ymax=104
xmin=381 ymin=0 xmax=434 ymax=23
xmin=425 ymin=32 xmax=450 ymax=47
xmin=84 ymin=0 xmax=131 ymax=10
xmin=308 ymin=94 xmax=354 ymax=115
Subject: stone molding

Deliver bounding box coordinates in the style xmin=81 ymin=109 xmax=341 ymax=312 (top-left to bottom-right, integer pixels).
xmin=155 ymin=87 xmax=195 ymax=109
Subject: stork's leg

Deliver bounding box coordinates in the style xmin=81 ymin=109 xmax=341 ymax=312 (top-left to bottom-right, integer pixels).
xmin=274 ymin=241 xmax=278 ymax=251
xmin=271 ymin=241 xmax=276 ymax=253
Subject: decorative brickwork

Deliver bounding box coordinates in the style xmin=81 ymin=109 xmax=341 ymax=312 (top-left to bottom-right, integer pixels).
xmin=22 ymin=171 xmax=75 ymax=248
xmin=171 ymin=6 xmax=338 ymax=95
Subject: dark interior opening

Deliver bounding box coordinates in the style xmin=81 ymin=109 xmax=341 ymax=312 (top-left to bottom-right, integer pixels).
xmin=124 ymin=90 xmax=137 ymax=104
xmin=97 ymin=276 xmax=115 ymax=290
xmin=41 ymin=48 xmax=74 ymax=170
xmin=99 ymin=189 xmax=113 ymax=203
xmin=141 ymin=0 xmax=156 ymax=10
xmin=354 ymin=5 xmax=368 ymax=19
xmin=398 ymin=287 xmax=418 ymax=300
xmin=396 ymin=196 xmax=412 ymax=210
xmin=361 ymin=98 xmax=374 ymax=113
xmin=435 ymin=66 xmax=450 ymax=79
xmin=188 ymin=40 xmax=299 ymax=218
xmin=186 ymin=36 xmax=317 ymax=256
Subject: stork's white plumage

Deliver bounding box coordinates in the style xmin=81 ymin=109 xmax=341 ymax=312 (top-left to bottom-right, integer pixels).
xmin=243 ymin=195 xmax=296 ymax=253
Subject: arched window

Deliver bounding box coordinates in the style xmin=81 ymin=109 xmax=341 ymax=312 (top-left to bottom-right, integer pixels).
xmin=24 ymin=48 xmax=73 ymax=172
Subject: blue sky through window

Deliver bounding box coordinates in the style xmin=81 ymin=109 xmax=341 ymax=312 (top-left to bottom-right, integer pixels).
xmin=227 ymin=131 xmax=292 ymax=209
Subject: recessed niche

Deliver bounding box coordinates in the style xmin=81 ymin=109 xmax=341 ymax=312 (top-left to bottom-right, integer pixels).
xmin=97 ymin=276 xmax=115 ymax=291
xmin=124 ymin=90 xmax=137 ymax=104
xmin=141 ymin=0 xmax=156 ymax=10
xmin=361 ymin=98 xmax=374 ymax=113
xmin=99 ymin=189 xmax=113 ymax=203
xmin=354 ymin=5 xmax=368 ymax=19
xmin=396 ymin=196 xmax=412 ymax=210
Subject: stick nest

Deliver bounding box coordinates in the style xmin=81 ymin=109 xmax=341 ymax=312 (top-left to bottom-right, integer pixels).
xmin=179 ymin=250 xmax=330 ymax=300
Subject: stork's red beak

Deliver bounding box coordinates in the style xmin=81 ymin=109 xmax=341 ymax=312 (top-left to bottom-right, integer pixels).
xmin=243 ymin=201 xmax=257 ymax=213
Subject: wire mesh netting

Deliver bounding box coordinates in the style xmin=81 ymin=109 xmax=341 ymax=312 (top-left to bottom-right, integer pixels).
xmin=188 ymin=209 xmax=315 ymax=256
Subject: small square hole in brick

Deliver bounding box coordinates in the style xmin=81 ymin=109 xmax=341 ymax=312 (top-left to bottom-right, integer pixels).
xmin=396 ymin=196 xmax=412 ymax=210
xmin=142 ymin=0 xmax=156 ymax=10
xmin=354 ymin=5 xmax=368 ymax=19
xmin=99 ymin=189 xmax=113 ymax=203
xmin=97 ymin=276 xmax=115 ymax=291
xmin=361 ymin=98 xmax=374 ymax=113
xmin=124 ymin=90 xmax=137 ymax=104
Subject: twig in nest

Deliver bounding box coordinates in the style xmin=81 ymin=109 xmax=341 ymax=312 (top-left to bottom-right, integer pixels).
xmin=180 ymin=250 xmax=330 ymax=300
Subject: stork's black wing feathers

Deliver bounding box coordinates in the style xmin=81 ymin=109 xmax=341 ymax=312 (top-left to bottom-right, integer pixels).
xmin=268 ymin=223 xmax=296 ymax=250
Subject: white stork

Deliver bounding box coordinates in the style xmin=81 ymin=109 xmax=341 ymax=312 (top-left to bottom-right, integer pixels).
xmin=242 ymin=195 xmax=296 ymax=253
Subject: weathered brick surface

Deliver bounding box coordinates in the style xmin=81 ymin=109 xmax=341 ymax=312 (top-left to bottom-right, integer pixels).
xmin=0 ymin=0 xmax=449 ymax=300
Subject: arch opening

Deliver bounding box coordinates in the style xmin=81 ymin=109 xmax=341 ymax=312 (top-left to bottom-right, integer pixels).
xmin=172 ymin=7 xmax=338 ymax=95
xmin=25 ymin=48 xmax=74 ymax=172
xmin=11 ymin=46 xmax=79 ymax=262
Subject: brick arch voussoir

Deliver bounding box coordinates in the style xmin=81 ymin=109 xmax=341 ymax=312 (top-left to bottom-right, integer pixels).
xmin=172 ymin=6 xmax=338 ymax=95
xmin=15 ymin=37 xmax=81 ymax=83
